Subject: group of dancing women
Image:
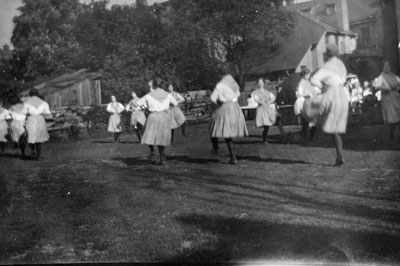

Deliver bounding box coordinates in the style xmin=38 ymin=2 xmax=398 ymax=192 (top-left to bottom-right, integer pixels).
xmin=105 ymin=44 xmax=352 ymax=166
xmin=0 ymin=89 xmax=52 ymax=160
xmin=207 ymin=44 xmax=349 ymax=166
xmin=2 ymin=43 xmax=398 ymax=166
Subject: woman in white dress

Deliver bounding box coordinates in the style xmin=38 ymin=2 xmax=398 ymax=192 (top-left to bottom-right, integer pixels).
xmin=294 ymin=66 xmax=319 ymax=142
xmin=168 ymin=84 xmax=187 ymax=143
xmin=8 ymin=100 xmax=28 ymax=158
xmin=0 ymin=101 xmax=9 ymax=153
xmin=23 ymin=89 xmax=52 ymax=160
xmin=126 ymin=92 xmax=146 ymax=142
xmin=252 ymin=78 xmax=276 ymax=144
xmin=302 ymin=44 xmax=348 ymax=166
xmin=209 ymin=74 xmax=248 ymax=164
xmin=137 ymin=79 xmax=178 ymax=165
xmin=374 ymin=60 xmax=400 ymax=142
xmin=107 ymin=95 xmax=125 ymax=142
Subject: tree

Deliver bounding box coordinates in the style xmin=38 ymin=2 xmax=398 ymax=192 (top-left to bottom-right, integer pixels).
xmin=169 ymin=0 xmax=295 ymax=88
xmin=11 ymin=0 xmax=83 ymax=82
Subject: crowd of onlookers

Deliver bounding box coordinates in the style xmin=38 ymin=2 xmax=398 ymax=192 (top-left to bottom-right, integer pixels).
xmin=345 ymin=74 xmax=381 ymax=112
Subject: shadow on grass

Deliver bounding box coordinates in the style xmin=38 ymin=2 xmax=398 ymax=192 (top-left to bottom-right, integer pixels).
xmin=286 ymin=126 xmax=400 ymax=152
xmin=165 ymin=214 xmax=400 ymax=263
xmin=0 ymin=152 xmax=24 ymax=159
xmin=236 ymin=155 xmax=312 ymax=165
xmin=113 ymin=156 xmax=221 ymax=166
xmin=92 ymin=139 xmax=116 ymax=144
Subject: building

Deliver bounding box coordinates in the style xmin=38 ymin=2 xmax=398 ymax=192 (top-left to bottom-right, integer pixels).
xmin=20 ymin=69 xmax=102 ymax=109
xmin=245 ymin=9 xmax=356 ymax=83
xmin=283 ymin=0 xmax=400 ymax=80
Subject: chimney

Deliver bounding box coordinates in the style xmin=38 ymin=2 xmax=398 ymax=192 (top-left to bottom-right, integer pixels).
xmin=338 ymin=0 xmax=350 ymax=31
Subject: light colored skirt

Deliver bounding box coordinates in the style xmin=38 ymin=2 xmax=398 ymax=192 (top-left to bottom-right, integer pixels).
xmin=210 ymin=102 xmax=249 ymax=138
xmin=294 ymin=97 xmax=305 ymax=116
xmin=256 ymin=103 xmax=276 ymax=127
xmin=130 ymin=110 xmax=146 ymax=126
xmin=141 ymin=111 xmax=171 ymax=146
xmin=10 ymin=120 xmax=25 ymax=143
xmin=0 ymin=120 xmax=8 ymax=142
xmin=381 ymin=90 xmax=400 ymax=124
xmin=26 ymin=115 xmax=49 ymax=144
xmin=107 ymin=113 xmax=122 ymax=133
xmin=302 ymin=85 xmax=349 ymax=134
xmin=169 ymin=106 xmax=186 ymax=129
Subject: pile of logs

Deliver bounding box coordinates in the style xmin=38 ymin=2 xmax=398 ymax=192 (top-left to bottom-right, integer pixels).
xmin=46 ymin=106 xmax=91 ymax=139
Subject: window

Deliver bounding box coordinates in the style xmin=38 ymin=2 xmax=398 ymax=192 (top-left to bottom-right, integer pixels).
xmin=326 ymin=3 xmax=336 ymax=15
xmin=360 ymin=26 xmax=371 ymax=47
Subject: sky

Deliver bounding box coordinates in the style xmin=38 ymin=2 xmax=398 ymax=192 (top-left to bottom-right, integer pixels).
xmin=0 ymin=0 xmax=167 ymax=47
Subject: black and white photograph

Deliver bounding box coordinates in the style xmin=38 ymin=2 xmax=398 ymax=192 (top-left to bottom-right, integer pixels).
xmin=0 ymin=0 xmax=399 ymax=264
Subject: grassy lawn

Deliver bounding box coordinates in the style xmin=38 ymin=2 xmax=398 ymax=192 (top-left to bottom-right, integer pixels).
xmin=0 ymin=121 xmax=399 ymax=264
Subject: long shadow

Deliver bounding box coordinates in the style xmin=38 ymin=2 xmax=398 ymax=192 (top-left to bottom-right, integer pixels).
xmin=113 ymin=157 xmax=154 ymax=166
xmin=237 ymin=155 xmax=313 ymax=165
xmin=92 ymin=140 xmax=116 ymax=144
xmin=0 ymin=152 xmax=25 ymax=159
xmin=114 ymin=155 xmax=221 ymax=166
xmin=287 ymin=126 xmax=400 ymax=152
xmin=165 ymin=214 xmax=400 ymax=263
xmin=117 ymin=140 xmax=139 ymax=144
xmin=122 ymin=166 xmax=400 ymax=224
xmin=0 ymin=170 xmax=11 ymax=215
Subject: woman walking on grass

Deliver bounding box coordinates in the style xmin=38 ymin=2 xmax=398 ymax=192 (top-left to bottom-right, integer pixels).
xmin=126 ymin=92 xmax=146 ymax=142
xmin=137 ymin=79 xmax=178 ymax=166
xmin=8 ymin=99 xmax=28 ymax=159
xmin=107 ymin=95 xmax=125 ymax=143
xmin=294 ymin=66 xmax=319 ymax=142
xmin=252 ymin=78 xmax=276 ymax=144
xmin=22 ymin=89 xmax=52 ymax=160
xmin=302 ymin=44 xmax=348 ymax=166
xmin=210 ymin=74 xmax=248 ymax=165
xmin=374 ymin=60 xmax=400 ymax=143
xmin=0 ymin=101 xmax=9 ymax=153
xmin=168 ymin=84 xmax=187 ymax=143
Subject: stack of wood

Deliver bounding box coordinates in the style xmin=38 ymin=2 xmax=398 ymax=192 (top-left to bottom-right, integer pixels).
xmin=181 ymin=96 xmax=212 ymax=123
xmin=46 ymin=106 xmax=91 ymax=139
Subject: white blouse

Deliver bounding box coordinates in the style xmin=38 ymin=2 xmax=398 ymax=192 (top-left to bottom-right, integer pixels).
xmin=137 ymin=93 xmax=178 ymax=112
xmin=210 ymin=83 xmax=240 ymax=104
xmin=0 ymin=108 xmax=9 ymax=120
xmin=107 ymin=102 xmax=125 ymax=114
xmin=24 ymin=97 xmax=51 ymax=116
xmin=9 ymin=111 xmax=26 ymax=122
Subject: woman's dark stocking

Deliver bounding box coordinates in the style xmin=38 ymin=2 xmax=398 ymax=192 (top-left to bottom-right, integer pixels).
xmin=262 ymin=126 xmax=269 ymax=144
xmin=225 ymin=138 xmax=237 ymax=164
xmin=158 ymin=145 xmax=166 ymax=165
xmin=309 ymin=126 xmax=317 ymax=142
xmin=332 ymin=134 xmax=344 ymax=166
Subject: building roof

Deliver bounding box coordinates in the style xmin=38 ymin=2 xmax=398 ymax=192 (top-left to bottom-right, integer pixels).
xmin=245 ymin=11 xmax=354 ymax=75
xmin=21 ymin=69 xmax=102 ymax=96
